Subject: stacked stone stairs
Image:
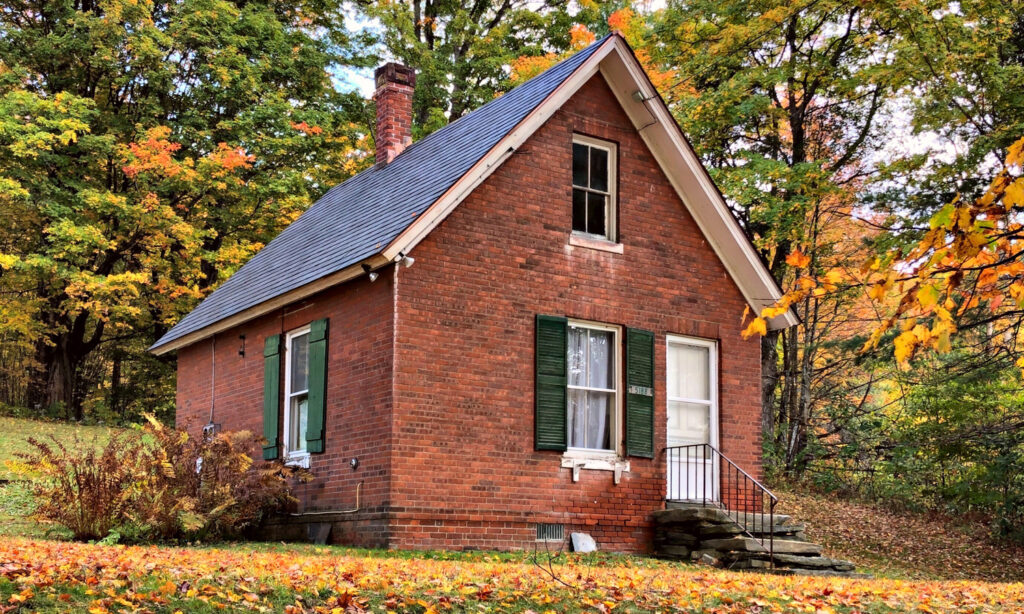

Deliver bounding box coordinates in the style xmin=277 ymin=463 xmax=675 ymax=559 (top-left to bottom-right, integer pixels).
xmin=652 ymin=505 xmax=867 ymax=577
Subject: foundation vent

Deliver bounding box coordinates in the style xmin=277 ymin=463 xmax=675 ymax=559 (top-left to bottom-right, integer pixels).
xmin=535 ymin=523 xmax=565 ymax=542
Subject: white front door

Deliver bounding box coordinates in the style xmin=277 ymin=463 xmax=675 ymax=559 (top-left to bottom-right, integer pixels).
xmin=666 ymin=336 xmax=719 ymax=501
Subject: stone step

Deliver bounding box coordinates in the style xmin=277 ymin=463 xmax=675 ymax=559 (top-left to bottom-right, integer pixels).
xmin=731 ymin=552 xmax=856 ymax=571
xmin=654 ymin=506 xmax=792 ymax=528
xmin=656 ymin=517 xmax=801 ymax=542
xmin=654 ymin=502 xmax=859 ymax=576
xmin=653 ymin=506 xmax=730 ymax=525
xmin=744 ymin=523 xmax=805 ymax=537
xmin=790 ymin=569 xmax=873 ymax=579
xmin=728 ymin=511 xmax=793 ymax=529
xmin=699 ymin=537 xmax=822 ymax=556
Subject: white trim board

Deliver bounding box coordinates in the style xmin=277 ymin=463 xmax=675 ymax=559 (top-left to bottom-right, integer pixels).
xmin=282 ymin=324 xmax=312 ymax=465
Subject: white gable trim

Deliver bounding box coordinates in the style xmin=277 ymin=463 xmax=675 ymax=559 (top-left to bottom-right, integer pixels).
xmin=383 ymin=35 xmax=797 ymax=330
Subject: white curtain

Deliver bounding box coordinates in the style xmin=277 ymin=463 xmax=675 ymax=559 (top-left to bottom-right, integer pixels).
xmin=587 ymin=392 xmax=610 ymax=449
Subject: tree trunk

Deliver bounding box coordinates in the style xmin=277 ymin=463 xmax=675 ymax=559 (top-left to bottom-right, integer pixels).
xmin=760 ymin=331 xmax=780 ymax=439
xmin=783 ymin=327 xmax=804 ymax=471
xmin=26 ymin=305 xmax=102 ymax=419
xmin=43 ymin=338 xmax=79 ymax=419
xmin=110 ymin=354 xmax=122 ymax=418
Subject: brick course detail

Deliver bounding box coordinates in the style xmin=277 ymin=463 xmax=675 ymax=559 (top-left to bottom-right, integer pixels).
xmin=175 ymin=73 xmax=762 ymax=553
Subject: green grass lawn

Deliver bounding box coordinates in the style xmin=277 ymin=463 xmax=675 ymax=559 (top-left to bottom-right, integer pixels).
xmin=0 ymin=416 xmax=119 ymax=539
xmin=2 ymin=415 xmax=1023 ymax=614
xmin=0 ymin=416 xmax=119 ymax=480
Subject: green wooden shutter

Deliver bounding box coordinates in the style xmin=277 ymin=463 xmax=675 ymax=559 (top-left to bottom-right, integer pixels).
xmin=305 ymin=318 xmax=328 ymax=454
xmin=535 ymin=314 xmax=568 ymax=451
xmin=625 ymin=327 xmax=655 ymax=458
xmin=262 ymin=334 xmax=281 ymax=460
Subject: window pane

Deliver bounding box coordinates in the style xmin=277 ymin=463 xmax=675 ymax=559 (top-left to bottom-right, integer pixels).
xmin=586 ymin=192 xmax=606 ymax=236
xmin=290 ymin=333 xmax=309 ymax=392
xmin=568 ymin=327 xmax=586 ymax=387
xmin=289 ymin=394 xmax=309 ymax=453
xmin=589 ymin=147 xmax=608 ymax=191
xmin=587 ymin=329 xmax=613 ymax=389
xmin=572 ymin=188 xmax=588 ymax=232
xmin=668 ymin=343 xmax=710 ymax=400
xmin=568 ymin=388 xmax=586 ymax=448
xmin=586 ymin=391 xmax=612 ymax=449
xmin=572 ymin=143 xmax=588 ymax=187
xmin=667 ymin=400 xmax=710 ymax=447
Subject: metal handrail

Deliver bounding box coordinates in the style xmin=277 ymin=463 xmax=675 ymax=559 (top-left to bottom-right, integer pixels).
xmin=664 ymin=443 xmax=778 ymax=568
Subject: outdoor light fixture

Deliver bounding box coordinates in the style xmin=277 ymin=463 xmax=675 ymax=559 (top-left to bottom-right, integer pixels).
xmin=393 ymin=252 xmax=414 ymax=268
xmin=361 ymin=263 xmax=379 ymax=282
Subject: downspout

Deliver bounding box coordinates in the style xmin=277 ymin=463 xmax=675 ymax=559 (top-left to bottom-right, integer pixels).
xmin=209 ymin=336 xmax=216 ymax=424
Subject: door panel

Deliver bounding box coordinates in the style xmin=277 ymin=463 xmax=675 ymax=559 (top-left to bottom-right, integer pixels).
xmin=666 ymin=337 xmax=718 ymax=502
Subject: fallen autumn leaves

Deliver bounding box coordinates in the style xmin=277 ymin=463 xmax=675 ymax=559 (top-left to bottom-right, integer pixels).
xmin=1 ymin=537 xmax=1023 ymax=613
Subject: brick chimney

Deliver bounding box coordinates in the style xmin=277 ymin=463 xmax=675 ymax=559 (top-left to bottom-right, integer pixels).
xmin=373 ymin=62 xmax=416 ymax=165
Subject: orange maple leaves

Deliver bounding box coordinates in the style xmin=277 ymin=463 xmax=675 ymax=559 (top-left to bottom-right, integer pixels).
xmin=745 ymin=136 xmax=1024 ymax=370
xmin=2 ymin=536 xmax=1024 ymax=613
xmin=121 ymin=126 xmax=253 ymax=183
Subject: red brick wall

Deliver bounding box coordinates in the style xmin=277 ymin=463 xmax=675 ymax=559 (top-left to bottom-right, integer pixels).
xmin=175 ymin=274 xmax=396 ymax=547
xmin=174 ymin=72 xmax=764 ymax=554
xmin=388 ymin=74 xmax=762 ymax=552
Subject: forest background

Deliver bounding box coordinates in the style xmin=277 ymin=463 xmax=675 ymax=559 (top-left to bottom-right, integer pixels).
xmin=2 ymin=0 xmax=1023 ymax=538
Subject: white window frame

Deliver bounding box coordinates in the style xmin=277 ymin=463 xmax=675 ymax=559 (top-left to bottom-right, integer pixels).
xmin=665 ymin=334 xmax=719 ymax=451
xmin=571 ymin=134 xmax=617 ymax=243
xmin=283 ymin=324 xmax=311 ymax=467
xmin=564 ymin=320 xmax=622 ymax=460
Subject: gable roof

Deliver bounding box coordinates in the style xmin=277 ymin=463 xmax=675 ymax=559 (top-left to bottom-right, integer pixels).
xmin=151 ymin=34 xmax=796 ymax=355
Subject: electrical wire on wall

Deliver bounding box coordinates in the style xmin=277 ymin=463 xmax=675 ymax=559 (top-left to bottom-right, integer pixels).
xmin=209 ymin=335 xmax=216 ymax=424
xmin=202 ymin=335 xmax=218 ymax=440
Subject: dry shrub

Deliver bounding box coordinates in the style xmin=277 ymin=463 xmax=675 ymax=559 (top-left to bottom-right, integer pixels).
xmin=16 ymin=431 xmax=141 ymax=540
xmin=17 ymin=416 xmax=309 ymax=542
xmin=129 ymin=416 xmax=309 ymax=541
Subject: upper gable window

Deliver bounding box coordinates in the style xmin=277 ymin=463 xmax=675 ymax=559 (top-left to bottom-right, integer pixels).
xmin=572 ymin=135 xmax=617 ymax=241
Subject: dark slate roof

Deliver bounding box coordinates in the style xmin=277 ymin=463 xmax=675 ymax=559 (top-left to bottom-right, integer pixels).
xmin=151 ymin=37 xmax=608 ymax=352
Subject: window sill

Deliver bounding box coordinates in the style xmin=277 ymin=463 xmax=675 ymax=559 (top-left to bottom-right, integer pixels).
xmin=285 ymin=453 xmax=310 ymax=469
xmin=568 ymin=233 xmax=623 ymax=254
xmin=561 ymin=452 xmax=629 ymax=484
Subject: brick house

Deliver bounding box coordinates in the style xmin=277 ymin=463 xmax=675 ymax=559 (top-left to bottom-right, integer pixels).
xmin=151 ymin=34 xmax=797 ymax=553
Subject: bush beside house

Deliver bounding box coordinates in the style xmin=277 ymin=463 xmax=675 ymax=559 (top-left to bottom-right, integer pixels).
xmin=14 ymin=416 xmax=308 ymax=543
